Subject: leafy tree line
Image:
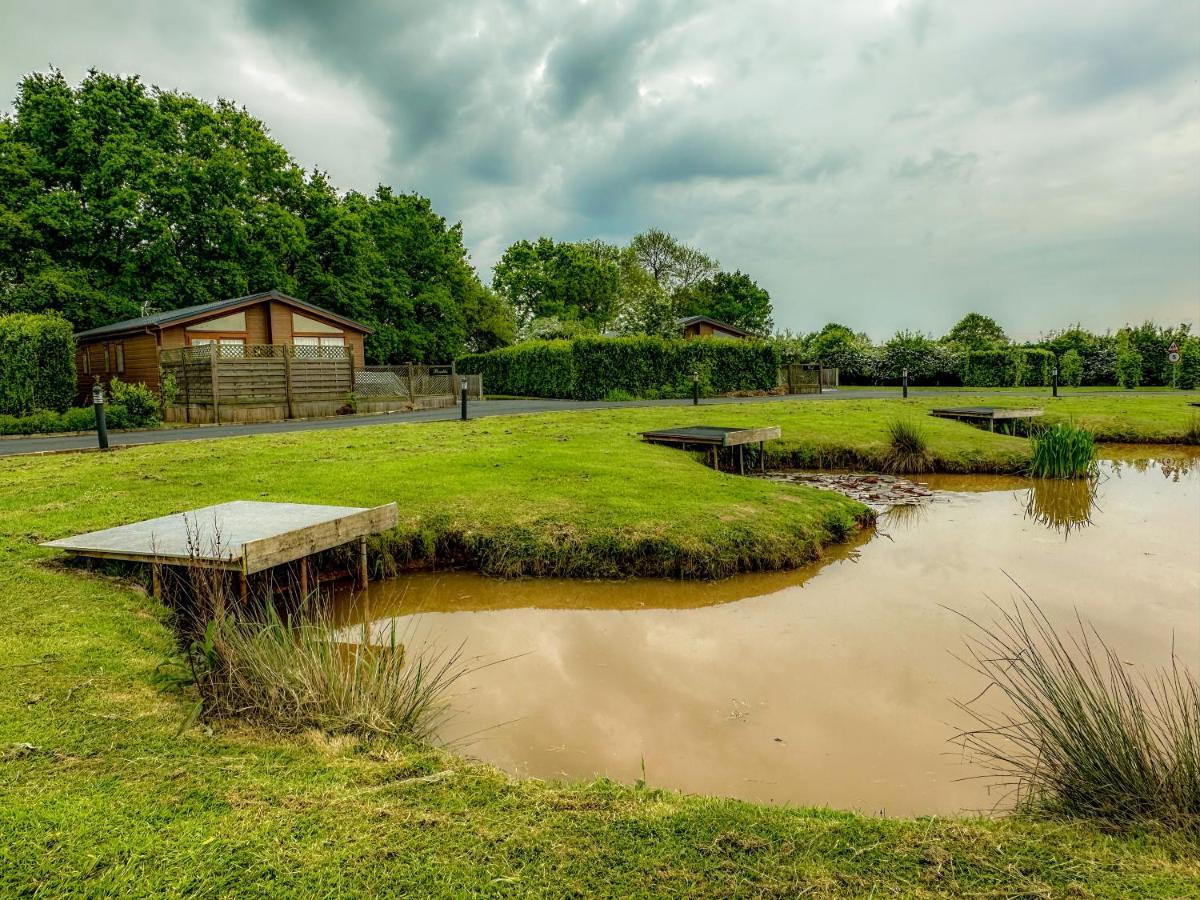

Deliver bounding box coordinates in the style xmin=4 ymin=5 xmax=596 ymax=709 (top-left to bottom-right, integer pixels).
xmin=0 ymin=69 xmax=515 ymax=362
xmin=491 ymin=228 xmax=774 ymax=338
xmin=779 ymin=314 xmax=1199 ymax=389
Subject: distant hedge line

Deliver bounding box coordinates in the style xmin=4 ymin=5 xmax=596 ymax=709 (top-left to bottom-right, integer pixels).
xmin=456 ymin=336 xmax=782 ymax=400
xmin=0 ymin=313 xmax=76 ymax=415
xmin=963 ymin=349 xmax=1055 ymax=387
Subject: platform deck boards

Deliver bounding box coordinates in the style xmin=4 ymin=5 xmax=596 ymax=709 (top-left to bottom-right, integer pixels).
xmin=41 ymin=500 xmax=398 ymax=574
xmin=929 ymin=406 xmax=1043 ymax=421
xmin=639 ymin=425 xmax=782 ymax=447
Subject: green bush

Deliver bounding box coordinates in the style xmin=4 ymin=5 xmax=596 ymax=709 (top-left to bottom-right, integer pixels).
xmin=0 ymin=313 xmax=77 ymax=415
xmin=0 ymin=406 xmax=94 ymax=435
xmin=1058 ymin=350 xmax=1083 ymax=387
xmin=458 ymin=337 xmax=781 ymax=400
xmin=108 ymin=379 xmax=161 ymax=427
xmin=1117 ymin=348 xmax=1143 ymax=389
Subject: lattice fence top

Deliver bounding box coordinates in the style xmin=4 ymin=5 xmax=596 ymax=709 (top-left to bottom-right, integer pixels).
xmin=161 ymin=344 xmax=350 ymax=363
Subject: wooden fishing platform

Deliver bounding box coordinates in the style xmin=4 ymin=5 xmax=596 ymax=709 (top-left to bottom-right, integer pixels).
xmin=42 ymin=500 xmax=398 ymax=595
xmin=929 ymin=406 xmax=1043 ymax=432
xmin=640 ymin=425 xmax=781 ymax=474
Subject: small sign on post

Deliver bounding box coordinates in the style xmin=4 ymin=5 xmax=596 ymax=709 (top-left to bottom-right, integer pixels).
xmin=429 ymin=365 xmax=453 ymax=376
xmin=1167 ymin=343 xmax=1181 ymax=364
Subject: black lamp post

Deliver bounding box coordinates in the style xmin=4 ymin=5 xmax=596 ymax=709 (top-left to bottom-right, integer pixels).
xmin=92 ymin=381 xmax=109 ymax=450
xmin=692 ymin=370 xmax=700 ymax=406
xmin=460 ymin=376 xmax=469 ymax=421
xmin=1052 ymin=367 xmax=1059 ymax=398
xmin=902 ymin=367 xmax=909 ymax=399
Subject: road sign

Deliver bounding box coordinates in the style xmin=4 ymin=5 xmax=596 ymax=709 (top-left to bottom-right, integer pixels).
xmin=1168 ymin=351 xmax=1181 ymax=364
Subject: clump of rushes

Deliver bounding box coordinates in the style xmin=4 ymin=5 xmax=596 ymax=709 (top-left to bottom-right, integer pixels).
xmin=1186 ymin=415 xmax=1200 ymax=446
xmin=184 ymin=601 xmax=470 ymax=740
xmin=880 ymin=418 xmax=933 ymax=473
xmin=1029 ymin=422 xmax=1096 ymax=479
xmin=953 ymin=590 xmax=1200 ymax=833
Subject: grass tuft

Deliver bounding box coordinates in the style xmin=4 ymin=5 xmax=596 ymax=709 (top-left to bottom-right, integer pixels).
xmin=181 ymin=600 xmax=469 ymax=740
xmin=1029 ymin=422 xmax=1097 ymax=479
xmin=880 ymin=418 xmax=934 ymax=473
xmin=953 ymin=588 xmax=1200 ymax=834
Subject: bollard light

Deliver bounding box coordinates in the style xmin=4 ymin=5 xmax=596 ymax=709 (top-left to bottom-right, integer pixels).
xmin=92 ymin=381 xmax=109 ymax=451
xmin=692 ymin=370 xmax=700 ymax=406
xmin=460 ymin=376 xmax=469 ymax=421
xmin=902 ymin=367 xmax=909 ymax=399
xmin=1052 ymin=367 xmax=1059 ymax=398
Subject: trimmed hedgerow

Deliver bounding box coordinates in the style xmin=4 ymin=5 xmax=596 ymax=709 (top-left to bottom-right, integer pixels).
xmin=0 ymin=312 xmax=77 ymax=415
xmin=453 ymin=338 xmax=782 ymax=400
xmin=458 ymin=336 xmax=782 ymax=400
xmin=964 ymin=348 xmax=1054 ymax=387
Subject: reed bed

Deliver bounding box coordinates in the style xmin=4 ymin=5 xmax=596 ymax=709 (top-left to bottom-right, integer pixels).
xmin=1029 ymin=422 xmax=1097 ymax=479
xmin=953 ymin=589 xmax=1200 ymax=833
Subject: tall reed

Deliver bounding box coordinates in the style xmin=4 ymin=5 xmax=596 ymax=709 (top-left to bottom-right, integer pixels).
xmin=191 ymin=602 xmax=469 ymax=740
xmin=953 ymin=589 xmax=1200 ymax=832
xmin=1028 ymin=422 xmax=1096 ymax=479
xmin=880 ymin=418 xmax=934 ymax=474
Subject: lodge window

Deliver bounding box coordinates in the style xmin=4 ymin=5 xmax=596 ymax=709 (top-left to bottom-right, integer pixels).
xmin=293 ymin=334 xmax=346 ymax=357
xmin=103 ymin=344 xmax=110 ymax=371
xmin=81 ymin=349 xmax=91 ymax=375
xmin=189 ymin=336 xmax=246 ymax=358
xmin=114 ymin=342 xmax=125 ymax=374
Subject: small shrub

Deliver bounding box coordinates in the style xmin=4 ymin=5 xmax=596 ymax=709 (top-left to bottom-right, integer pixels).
xmin=880 ymin=418 xmax=933 ymax=473
xmin=160 ymin=372 xmax=181 ymax=408
xmin=0 ymin=406 xmax=98 ymax=435
xmin=603 ymin=388 xmax=636 ymax=402
xmin=954 ymin=595 xmax=1200 ymax=832
xmin=108 ymin=379 xmax=161 ymax=427
xmin=1029 ymin=423 xmax=1096 ymax=479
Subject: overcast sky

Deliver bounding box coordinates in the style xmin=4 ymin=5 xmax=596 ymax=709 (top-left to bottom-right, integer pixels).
xmin=2 ymin=0 xmax=1197 ymax=339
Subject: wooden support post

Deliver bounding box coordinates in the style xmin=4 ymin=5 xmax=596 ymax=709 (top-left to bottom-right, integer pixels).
xmin=151 ymin=564 xmax=161 ymax=599
xmin=709 ymin=446 xmax=718 ymax=470
xmin=347 ymin=345 xmax=355 ymax=401
xmin=358 ymin=537 xmax=369 ymax=587
xmin=407 ymin=362 xmax=416 ymax=406
xmin=738 ymin=444 xmax=745 ymax=476
xmin=299 ymin=558 xmax=309 ymax=600
xmin=209 ymin=342 xmax=221 ymax=424
xmin=239 ymin=571 xmax=248 ymax=603
xmin=760 ymin=440 xmax=766 ymax=473
xmin=283 ymin=345 xmax=294 ymax=420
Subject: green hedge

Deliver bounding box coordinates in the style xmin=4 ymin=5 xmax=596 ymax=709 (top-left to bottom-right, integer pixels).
xmin=0 ymin=313 xmax=77 ymax=415
xmin=457 ymin=337 xmax=782 ymax=400
xmin=963 ymin=348 xmax=1054 ymax=387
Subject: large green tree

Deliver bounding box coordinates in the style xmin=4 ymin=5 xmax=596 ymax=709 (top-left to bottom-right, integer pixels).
xmin=490 ymin=236 xmax=620 ymax=331
xmin=0 ymin=68 xmax=508 ymax=362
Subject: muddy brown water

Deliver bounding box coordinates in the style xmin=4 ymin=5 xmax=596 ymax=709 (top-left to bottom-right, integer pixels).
xmin=333 ymin=445 xmax=1200 ymax=816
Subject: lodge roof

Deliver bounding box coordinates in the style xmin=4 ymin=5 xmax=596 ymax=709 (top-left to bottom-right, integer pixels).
xmin=74 ymin=290 xmax=373 ymax=341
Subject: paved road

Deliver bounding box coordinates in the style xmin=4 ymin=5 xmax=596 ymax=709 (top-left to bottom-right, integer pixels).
xmin=2 ymin=391 xmax=920 ymax=457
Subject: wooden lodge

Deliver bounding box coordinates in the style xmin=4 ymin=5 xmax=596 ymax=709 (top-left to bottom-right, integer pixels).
xmin=72 ymin=290 xmax=371 ymax=404
xmin=677 ymin=315 xmax=753 ymax=340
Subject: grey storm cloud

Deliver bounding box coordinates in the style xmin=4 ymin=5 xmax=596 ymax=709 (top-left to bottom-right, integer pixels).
xmin=1 ymin=0 xmax=1197 ymax=337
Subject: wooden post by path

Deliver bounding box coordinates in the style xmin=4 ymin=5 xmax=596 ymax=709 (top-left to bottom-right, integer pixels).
xmin=210 ymin=343 xmax=221 ymax=424
xmin=283 ymin=346 xmax=295 ymax=419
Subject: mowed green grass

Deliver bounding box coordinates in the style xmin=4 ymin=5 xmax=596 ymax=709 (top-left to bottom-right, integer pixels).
xmin=1 ymin=397 xmax=1197 ymax=896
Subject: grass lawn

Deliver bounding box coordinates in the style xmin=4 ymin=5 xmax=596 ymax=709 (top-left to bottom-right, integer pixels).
xmin=2 ymin=397 xmax=1197 ymax=896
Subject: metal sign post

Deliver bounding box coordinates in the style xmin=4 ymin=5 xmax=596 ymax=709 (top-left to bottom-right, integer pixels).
xmin=1168 ymin=343 xmax=1181 ymax=389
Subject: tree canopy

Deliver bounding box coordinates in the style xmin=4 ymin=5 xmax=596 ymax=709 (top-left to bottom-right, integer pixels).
xmin=0 ymin=68 xmax=513 ymax=362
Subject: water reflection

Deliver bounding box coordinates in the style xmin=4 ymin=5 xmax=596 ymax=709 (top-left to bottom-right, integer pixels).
xmin=1022 ymin=477 xmax=1100 ymax=536
xmin=334 ymin=454 xmax=1199 ymax=816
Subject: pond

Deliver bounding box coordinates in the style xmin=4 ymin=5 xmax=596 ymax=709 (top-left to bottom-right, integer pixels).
xmin=333 ymin=446 xmax=1200 ymax=816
